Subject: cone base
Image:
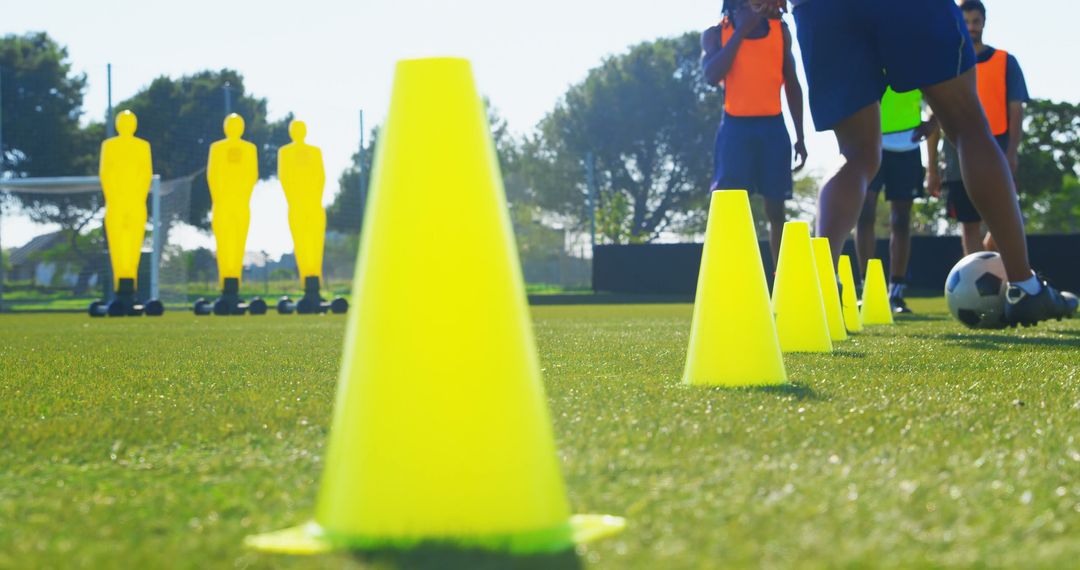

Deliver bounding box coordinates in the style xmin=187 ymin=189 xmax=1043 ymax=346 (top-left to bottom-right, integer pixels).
xmin=244 ymin=514 xmax=625 ymax=556
xmin=683 ymin=373 xmax=787 ymax=388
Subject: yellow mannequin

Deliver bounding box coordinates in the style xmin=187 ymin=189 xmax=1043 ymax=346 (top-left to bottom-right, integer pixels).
xmin=99 ymin=110 xmax=153 ymax=292
xmin=207 ymin=114 xmax=258 ymax=288
xmin=278 ymin=120 xmax=326 ymax=287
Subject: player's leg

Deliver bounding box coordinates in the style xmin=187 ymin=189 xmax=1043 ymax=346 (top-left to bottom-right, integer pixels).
xmin=760 ymin=115 xmax=794 ymax=268
xmin=763 ymin=197 xmax=785 ymax=266
xmin=855 ymin=188 xmax=881 ymax=277
xmin=889 ymin=199 xmax=913 ymax=312
xmin=876 ymin=0 xmax=1076 ymax=323
xmin=793 ymin=0 xmax=885 ymax=268
xmin=926 ymin=76 xmax=1075 ymax=322
xmin=817 ymin=105 xmax=882 ymax=269
xmin=921 ymin=74 xmax=1028 ymax=279
xmin=960 ymin=222 xmax=984 ymax=255
xmin=884 ymin=148 xmax=922 ymax=314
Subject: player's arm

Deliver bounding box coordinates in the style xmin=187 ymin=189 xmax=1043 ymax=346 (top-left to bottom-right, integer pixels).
xmin=1005 ymin=54 xmax=1029 ymax=177
xmin=781 ymin=23 xmax=806 ymax=172
xmin=702 ymin=9 xmax=763 ymax=85
xmin=925 ymin=125 xmax=942 ymax=198
xmin=1006 ymin=101 xmax=1024 ymax=176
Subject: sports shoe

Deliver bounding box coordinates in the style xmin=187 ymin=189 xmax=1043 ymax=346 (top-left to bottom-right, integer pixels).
xmin=1003 ymin=276 xmax=1079 ymax=327
xmin=890 ymin=294 xmax=913 ymax=314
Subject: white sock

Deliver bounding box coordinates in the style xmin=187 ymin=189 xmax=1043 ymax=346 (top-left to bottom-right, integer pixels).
xmin=1011 ymin=274 xmax=1042 ymax=295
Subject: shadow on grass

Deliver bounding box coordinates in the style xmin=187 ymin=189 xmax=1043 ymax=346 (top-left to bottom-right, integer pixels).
xmin=895 ymin=314 xmax=949 ymax=322
xmin=352 ymin=547 xmax=582 ymax=570
xmin=830 ymin=350 xmax=866 ymax=359
xmin=912 ymin=332 xmax=1080 ymax=351
xmin=752 ymin=382 xmax=820 ymax=401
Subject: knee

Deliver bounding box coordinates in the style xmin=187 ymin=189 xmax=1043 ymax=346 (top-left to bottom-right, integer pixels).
xmin=891 ymin=207 xmax=912 ymax=232
xmin=842 ymin=144 xmax=882 ymax=183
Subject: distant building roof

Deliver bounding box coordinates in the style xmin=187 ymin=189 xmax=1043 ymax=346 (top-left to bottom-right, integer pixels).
xmin=9 ymin=231 xmax=66 ymax=266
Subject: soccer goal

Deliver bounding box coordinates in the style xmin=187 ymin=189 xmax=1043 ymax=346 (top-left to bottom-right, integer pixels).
xmin=0 ymin=173 xmax=197 ymax=312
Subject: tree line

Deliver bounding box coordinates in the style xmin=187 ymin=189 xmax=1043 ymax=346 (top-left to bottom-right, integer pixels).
xmin=4 ymin=31 xmax=1079 ymax=258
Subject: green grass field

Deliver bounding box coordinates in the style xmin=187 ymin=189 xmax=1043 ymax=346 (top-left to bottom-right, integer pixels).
xmin=2 ymin=299 xmax=1079 ymax=569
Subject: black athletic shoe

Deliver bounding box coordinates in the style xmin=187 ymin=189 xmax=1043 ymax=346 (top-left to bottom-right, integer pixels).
xmin=1003 ymin=276 xmax=1079 ymax=328
xmin=891 ymin=295 xmax=913 ymax=314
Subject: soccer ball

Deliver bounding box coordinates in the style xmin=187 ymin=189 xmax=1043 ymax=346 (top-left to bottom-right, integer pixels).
xmin=945 ymin=252 xmax=1008 ymax=329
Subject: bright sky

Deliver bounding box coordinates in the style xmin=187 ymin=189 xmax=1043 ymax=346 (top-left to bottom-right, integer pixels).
xmin=4 ymin=0 xmax=1078 ymax=256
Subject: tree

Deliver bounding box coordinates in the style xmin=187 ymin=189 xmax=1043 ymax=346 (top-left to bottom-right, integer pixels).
xmin=116 ymin=69 xmax=292 ymax=228
xmin=525 ymin=33 xmax=723 ymax=243
xmin=1 ymin=33 xmax=105 ymax=235
xmin=327 ymin=99 xmax=523 ymax=234
xmin=1017 ymin=99 xmax=1080 ymax=233
xmin=328 ymin=127 xmax=377 ymax=234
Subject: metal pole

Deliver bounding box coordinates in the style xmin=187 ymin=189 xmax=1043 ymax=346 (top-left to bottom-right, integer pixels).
xmin=106 ymin=64 xmax=114 ymax=138
xmin=586 ymin=151 xmax=597 ymax=248
xmin=224 ymin=82 xmax=232 ymax=115
xmin=150 ymin=175 xmax=161 ymax=300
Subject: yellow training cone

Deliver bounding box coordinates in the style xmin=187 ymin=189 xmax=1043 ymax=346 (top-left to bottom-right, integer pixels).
xmin=812 ymin=238 xmax=847 ymax=342
xmin=245 ymin=58 xmax=623 ymax=555
xmin=771 ymin=221 xmax=833 ymax=353
xmin=838 ymin=255 xmax=863 ymax=333
xmin=861 ymin=258 xmax=895 ymax=325
xmin=683 ymin=190 xmax=786 ymax=386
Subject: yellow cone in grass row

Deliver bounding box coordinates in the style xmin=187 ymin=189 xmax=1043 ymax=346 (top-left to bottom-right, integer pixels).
xmin=838 ymin=255 xmax=863 ymax=332
xmin=683 ymin=190 xmax=786 ymax=387
xmin=812 ymin=238 xmax=847 ymax=342
xmin=861 ymin=258 xmax=895 ymax=325
xmin=772 ymin=221 xmax=833 ymax=353
xmin=245 ymin=57 xmax=623 ymax=555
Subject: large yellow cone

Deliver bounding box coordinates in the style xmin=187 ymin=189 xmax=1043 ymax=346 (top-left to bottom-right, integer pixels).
xmin=861 ymin=259 xmax=895 ymax=325
xmin=811 ymin=238 xmax=847 ymax=342
xmin=245 ymin=58 xmax=623 ymax=555
xmin=771 ymin=222 xmax=833 ymax=353
xmin=838 ymin=255 xmax=863 ymax=333
xmin=683 ymin=190 xmax=786 ymax=386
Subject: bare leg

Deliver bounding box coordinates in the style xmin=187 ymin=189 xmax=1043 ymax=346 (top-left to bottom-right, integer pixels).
xmin=983 ymin=231 xmax=998 ymax=252
xmin=889 ymin=200 xmax=913 ymax=280
xmin=855 ymin=190 xmax=879 ymax=277
xmin=960 ymin=222 xmax=985 ymax=255
xmin=764 ymin=197 xmax=786 ymax=268
xmin=922 ymin=70 xmax=1031 ymax=281
xmin=818 ymin=102 xmax=883 ymax=269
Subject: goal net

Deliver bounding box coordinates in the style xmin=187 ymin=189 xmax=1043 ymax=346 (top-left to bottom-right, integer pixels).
xmin=0 ymin=173 xmax=197 ymax=312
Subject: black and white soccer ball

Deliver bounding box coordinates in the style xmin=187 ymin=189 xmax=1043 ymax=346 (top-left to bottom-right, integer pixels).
xmin=945 ymin=252 xmax=1008 ymax=329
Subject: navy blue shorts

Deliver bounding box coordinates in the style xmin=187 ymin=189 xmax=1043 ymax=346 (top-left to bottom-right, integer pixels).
xmin=793 ymin=0 xmax=976 ymax=131
xmin=869 ymin=149 xmax=924 ymax=201
xmin=711 ymin=114 xmax=793 ymax=201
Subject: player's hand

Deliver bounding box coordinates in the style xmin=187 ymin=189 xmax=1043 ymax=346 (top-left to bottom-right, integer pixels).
xmin=927 ymin=168 xmax=942 ymax=198
xmin=734 ymin=4 xmax=766 ymax=35
xmin=911 ymin=117 xmax=939 ymax=143
xmin=701 ymin=25 xmax=722 ymax=54
xmin=792 ymin=139 xmax=808 ymax=173
xmin=749 ymin=0 xmax=787 ymax=16
xmin=1007 ymin=149 xmax=1020 ymax=175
